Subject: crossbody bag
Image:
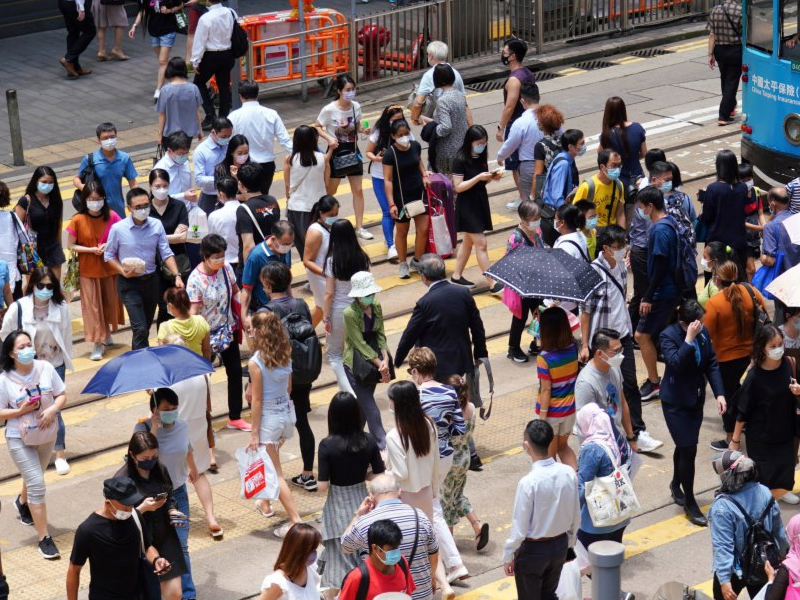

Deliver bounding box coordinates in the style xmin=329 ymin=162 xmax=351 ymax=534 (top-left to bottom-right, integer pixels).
xmin=390 ymin=146 xmax=426 ymax=219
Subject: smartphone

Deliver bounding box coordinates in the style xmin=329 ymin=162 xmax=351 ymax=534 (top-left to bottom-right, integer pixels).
xmin=154 ymin=492 xmax=169 ymax=500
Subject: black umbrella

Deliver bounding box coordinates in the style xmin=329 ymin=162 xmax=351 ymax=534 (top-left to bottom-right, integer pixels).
xmin=485 ymin=246 xmax=603 ymax=303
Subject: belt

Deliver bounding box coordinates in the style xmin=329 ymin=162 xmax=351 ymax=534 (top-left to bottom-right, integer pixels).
xmin=524 ymin=534 xmax=562 ymax=542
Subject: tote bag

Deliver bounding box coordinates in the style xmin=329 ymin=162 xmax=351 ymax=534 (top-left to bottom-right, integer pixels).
xmin=584 ymin=443 xmax=640 ymax=527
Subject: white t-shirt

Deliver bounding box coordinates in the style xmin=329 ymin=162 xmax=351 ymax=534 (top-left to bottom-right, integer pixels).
xmin=261 ymin=567 xmax=321 ymax=600
xmin=207 ymin=200 xmax=241 ymax=264
xmin=554 ymin=231 xmax=590 ymax=312
xmin=316 ymin=101 xmax=363 ymax=144
xmin=288 ymin=152 xmax=327 ymax=213
xmin=0 ymin=360 xmax=66 ymax=439
xmin=324 ymin=256 xmax=354 ymax=311
xmin=368 ymin=130 xmax=416 ymax=179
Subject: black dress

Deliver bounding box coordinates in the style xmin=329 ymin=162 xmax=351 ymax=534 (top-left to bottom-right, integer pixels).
xmin=452 ymin=155 xmax=493 ymax=234
xmin=17 ymin=195 xmax=65 ymax=267
xmin=735 ymin=359 xmax=797 ymax=490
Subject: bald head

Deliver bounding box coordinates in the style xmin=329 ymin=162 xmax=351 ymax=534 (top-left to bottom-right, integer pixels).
xmin=368 ymin=474 xmax=400 ymax=499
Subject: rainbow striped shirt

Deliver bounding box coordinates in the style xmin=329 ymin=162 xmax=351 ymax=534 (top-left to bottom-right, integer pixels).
xmin=536 ymin=346 xmax=579 ymax=417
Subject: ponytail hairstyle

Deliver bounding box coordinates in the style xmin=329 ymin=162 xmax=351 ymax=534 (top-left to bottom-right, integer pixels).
xmin=445 ymin=374 xmax=471 ymax=412
xmin=716 ymin=261 xmax=747 ymax=338
xmin=309 ymin=195 xmax=340 ymax=229
xmin=555 ymin=203 xmax=586 ymax=232
xmin=706 ymin=241 xmax=735 ymax=266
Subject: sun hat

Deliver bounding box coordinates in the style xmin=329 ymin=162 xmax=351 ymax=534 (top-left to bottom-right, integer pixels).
xmin=348 ymin=271 xmax=383 ymax=298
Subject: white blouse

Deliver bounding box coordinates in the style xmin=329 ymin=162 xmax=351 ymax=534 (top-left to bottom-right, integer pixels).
xmin=261 ymin=567 xmax=321 ymax=600
xmin=386 ymin=419 xmax=439 ymax=494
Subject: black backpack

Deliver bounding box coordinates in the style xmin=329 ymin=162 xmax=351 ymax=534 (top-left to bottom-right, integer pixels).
xmin=720 ymin=495 xmax=783 ymax=587
xmin=229 ymin=10 xmax=249 ymax=59
xmin=346 ymin=558 xmax=411 ymax=600
xmin=263 ymin=301 xmax=322 ymax=386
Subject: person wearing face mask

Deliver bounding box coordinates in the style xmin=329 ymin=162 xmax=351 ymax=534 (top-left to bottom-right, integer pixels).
xmin=659 ymin=300 xmax=726 ymax=525
xmin=258 ymin=523 xmax=323 ymax=600
xmin=574 ymin=200 xmax=598 ymax=260
xmin=730 ymin=325 xmax=800 ymax=503
xmin=580 ymin=226 xmax=662 ymax=454
xmin=207 ymin=177 xmax=242 ymax=279
xmin=153 ymin=131 xmax=199 ymax=210
xmin=156 ymin=57 xmax=204 ymax=144
xmin=780 ymin=307 xmax=800 ymax=355
xmin=194 ymin=116 xmax=233 ymax=214
xmin=0 ymin=330 xmax=67 ymax=560
xmin=303 ymin=196 xmax=340 ymax=328
xmin=698 ymin=242 xmax=736 ymax=305
xmin=74 ymin=122 xmax=139 ymax=219
xmin=540 ymin=129 xmax=583 ymax=247
xmin=571 ymin=150 xmax=626 ymax=235
xmin=241 ymin=220 xmax=294 ymax=320
xmin=148 ymin=169 xmax=191 ymax=328
xmin=340 ymin=519 xmax=416 ymax=600
xmin=65 ymin=181 xmax=125 ymax=361
xmin=105 ymin=188 xmax=184 ymax=350
xmin=553 ymin=203 xmax=589 ymax=313
xmin=738 ymin=163 xmax=767 ymax=281
xmin=216 ymin=134 xmax=253 ymax=183
xmin=450 ymin=125 xmax=503 ymax=292
xmin=117 ymin=431 xmax=188 ymax=600
xmin=16 ymin=166 xmax=65 ymax=280
xmin=760 ymin=187 xmax=792 ymax=276
xmin=67 ymin=477 xmax=171 ymax=600
xmin=1 ymin=267 xmax=74 ymax=477
xmin=235 ymin=162 xmax=281 ymax=265
xmin=411 ymin=41 xmax=466 ymax=126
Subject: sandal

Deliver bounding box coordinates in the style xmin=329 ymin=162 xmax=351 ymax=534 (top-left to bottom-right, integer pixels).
xmin=209 ymin=525 xmax=224 ymax=539
xmin=208 ymin=462 xmax=219 ymax=474
xmin=475 ymin=522 xmax=489 ymax=551
xmin=96 ymin=53 xmax=109 ymax=61
xmin=256 ymin=501 xmax=275 ymax=518
xmin=111 ymin=51 xmax=129 ymax=61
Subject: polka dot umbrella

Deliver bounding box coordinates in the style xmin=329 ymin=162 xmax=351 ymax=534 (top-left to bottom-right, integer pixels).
xmin=485 ymin=246 xmax=603 ymax=303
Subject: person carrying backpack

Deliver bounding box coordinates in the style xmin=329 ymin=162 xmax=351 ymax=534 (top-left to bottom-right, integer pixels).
xmin=709 ymin=450 xmax=789 ymax=600
xmin=258 ymin=262 xmax=322 ymax=492
xmin=540 ymin=129 xmax=583 ymax=247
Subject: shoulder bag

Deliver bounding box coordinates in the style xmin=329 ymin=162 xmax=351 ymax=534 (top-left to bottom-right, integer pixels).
xmin=230 ymin=9 xmax=249 ymax=58
xmin=331 ymin=107 xmax=364 ymax=175
xmin=742 ymin=282 xmax=772 ymax=337
xmin=12 ymin=210 xmax=43 ymax=275
xmin=353 ymin=328 xmax=395 ymax=386
xmin=584 ymin=442 xmax=640 ymax=527
xmin=390 ymin=146 xmax=426 ymax=219
xmin=7 ymin=363 xmax=58 ymax=446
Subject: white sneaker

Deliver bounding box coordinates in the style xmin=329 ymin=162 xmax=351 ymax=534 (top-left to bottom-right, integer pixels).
xmin=387 ymin=245 xmax=398 ymax=260
xmin=446 ymin=564 xmax=469 ymax=583
xmin=398 ymin=262 xmax=410 ymax=279
xmin=153 ymin=88 xmax=160 ymax=100
xmin=356 ymin=227 xmax=374 ymax=240
xmin=90 ymin=343 xmax=104 ymax=361
xmin=506 ymin=199 xmax=522 ymax=211
xmin=54 ymin=457 xmax=70 ymax=476
xmin=104 ymin=334 xmax=114 ymax=346
xmin=636 ymin=430 xmax=664 ymax=453
xmin=781 ymin=491 xmax=800 ymax=505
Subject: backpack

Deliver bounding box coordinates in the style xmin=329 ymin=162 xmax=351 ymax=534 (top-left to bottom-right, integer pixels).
xmin=664 ymin=192 xmax=696 ymax=246
xmin=229 ymin=10 xmax=249 ymax=59
xmin=267 ymin=301 xmax=322 ymax=386
xmin=720 ymin=495 xmax=783 ymax=587
xmin=346 ymin=557 xmax=411 ymax=600
xmin=660 ymin=216 xmax=698 ymax=294
xmin=581 ymin=177 xmax=622 ymax=226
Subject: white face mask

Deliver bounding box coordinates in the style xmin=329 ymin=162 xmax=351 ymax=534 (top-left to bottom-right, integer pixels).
xmin=133 ymin=208 xmax=150 ymax=221
xmin=701 ymin=257 xmax=713 ymax=272
xmin=611 ymin=248 xmax=626 ymax=263
xmin=767 ymin=346 xmax=785 ymax=361
xmin=602 ymin=350 xmax=624 ymax=369
xmin=745 ymin=180 xmax=754 ymax=191
xmin=234 ymin=153 xmax=249 ymax=165
xmin=100 ymin=137 xmax=118 ymax=151
xmin=109 ymin=501 xmax=133 ymax=520
xmin=395 ymin=136 xmax=410 ymax=147
xmin=151 ymin=187 xmax=169 ymax=201
xmin=87 ymin=200 xmax=104 ymax=212
xmin=527 ymin=220 xmax=540 ymax=230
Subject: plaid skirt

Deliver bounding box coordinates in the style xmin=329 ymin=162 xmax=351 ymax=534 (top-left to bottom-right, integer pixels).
xmin=319 ymin=481 xmax=368 ymax=588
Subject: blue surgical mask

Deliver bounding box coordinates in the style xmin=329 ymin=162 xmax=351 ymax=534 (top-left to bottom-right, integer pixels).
xmin=576 ymin=145 xmax=587 ymax=157
xmin=160 ymin=409 xmax=179 ymax=425
xmin=659 ymin=181 xmax=673 ymax=194
xmin=360 ymin=294 xmax=375 ymax=306
xmin=343 ymin=91 xmax=356 ymax=101
xmin=216 ymin=136 xmax=231 ymax=147
xmin=606 ymin=167 xmax=621 ymax=181
xmin=636 ymin=207 xmax=647 ymax=220
xmin=172 ymin=153 xmax=189 ymax=165
xmin=473 ymin=144 xmax=486 ymax=154
xmin=34 ymin=288 xmax=53 ymax=301
xmin=324 ymin=216 xmax=339 ymax=226
xmin=37 ymin=182 xmax=55 ymax=195
xmin=378 ymin=547 xmax=402 ymax=566
xmin=15 ymin=347 xmax=36 ymax=365
xmin=586 ymin=216 xmax=598 ymax=229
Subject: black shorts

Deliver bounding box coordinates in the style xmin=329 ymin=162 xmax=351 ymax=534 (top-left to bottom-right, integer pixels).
xmin=38 ymin=244 xmax=66 ymax=268
xmin=636 ymin=297 xmax=678 ymax=337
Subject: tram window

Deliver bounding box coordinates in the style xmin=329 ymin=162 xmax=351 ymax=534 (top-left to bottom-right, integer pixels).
xmin=781 ymin=0 xmax=800 ymax=57
xmin=748 ymin=0 xmax=774 ymax=53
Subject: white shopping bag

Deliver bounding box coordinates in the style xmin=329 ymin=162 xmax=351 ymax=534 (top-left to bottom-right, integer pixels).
xmin=236 ymin=447 xmax=280 ymax=501
xmin=187 ymin=205 xmax=208 ymax=243
xmin=556 ymin=559 xmax=582 ymax=600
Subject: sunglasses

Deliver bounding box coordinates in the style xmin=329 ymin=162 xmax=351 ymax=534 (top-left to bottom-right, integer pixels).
xmin=36 ymin=283 xmax=54 ymax=290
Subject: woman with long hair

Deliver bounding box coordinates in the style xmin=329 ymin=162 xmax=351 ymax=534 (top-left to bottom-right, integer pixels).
xmin=128 ymin=0 xmax=182 ymax=101
xmin=303 ymin=195 xmax=340 ymax=328
xmin=450 ymin=125 xmax=503 ymax=292
xmin=258 ymin=523 xmax=322 ymax=600
xmin=17 ymin=166 xmax=65 ymax=279
xmin=731 ymin=325 xmax=800 ymax=502
xmin=323 ymin=219 xmax=370 ymax=393
xmin=317 ymin=392 xmax=385 ymax=593
xmin=0 ymin=330 xmax=66 ymax=560
xmin=284 ymin=125 xmax=329 ymax=258
xmin=314 ymin=74 xmax=371 ymax=241
xmin=704 ymin=261 xmax=768 ymax=451
xmin=117 ymin=431 xmax=187 ymax=600
xmin=247 ymin=310 xmax=303 ymax=537
xmin=65 ymin=180 xmax=124 ymax=361
xmin=214 ymin=134 xmax=252 ymax=183
xmin=365 ymin=104 xmax=410 ymax=259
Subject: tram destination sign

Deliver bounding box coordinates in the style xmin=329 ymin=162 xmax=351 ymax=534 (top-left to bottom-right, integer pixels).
xmin=792 ymin=61 xmax=800 ymax=73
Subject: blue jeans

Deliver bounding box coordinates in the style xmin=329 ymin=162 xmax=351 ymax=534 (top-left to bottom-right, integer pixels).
xmin=372 ymin=176 xmax=394 ymax=248
xmin=172 ymin=484 xmax=196 ymax=599
xmin=55 ymin=364 xmax=66 ymax=452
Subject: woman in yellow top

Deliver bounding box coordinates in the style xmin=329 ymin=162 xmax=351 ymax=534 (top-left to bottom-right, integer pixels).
xmin=157 ymin=287 xmax=211 ymax=360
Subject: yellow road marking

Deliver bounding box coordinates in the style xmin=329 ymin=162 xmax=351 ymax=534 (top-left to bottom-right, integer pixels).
xmin=617 ymin=57 xmax=646 ymax=64
xmin=556 ymin=67 xmax=585 ymax=76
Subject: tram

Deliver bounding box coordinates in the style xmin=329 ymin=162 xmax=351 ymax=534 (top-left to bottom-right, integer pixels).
xmin=741 ymin=0 xmax=800 ymax=185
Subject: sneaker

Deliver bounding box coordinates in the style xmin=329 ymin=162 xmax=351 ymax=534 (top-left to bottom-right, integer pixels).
xmin=446 ymin=564 xmax=469 ymax=583
xmin=356 ymin=227 xmax=374 ymax=240
xmin=104 ymin=334 xmax=114 ymax=346
xmin=274 ymin=522 xmax=293 ymax=539
xmin=507 ymin=347 xmax=529 ymax=363
xmin=409 ymin=257 xmax=421 ymax=272
xmin=398 ymin=262 xmax=410 ymax=279
xmin=153 ymin=88 xmax=160 ymax=100
xmin=636 ymin=430 xmax=664 ymax=453
xmin=227 ymin=418 xmax=252 ymax=432
xmin=709 ymin=439 xmax=729 ymax=452
xmin=291 ymin=474 xmax=318 ymax=491
xmin=506 ymin=199 xmax=522 ymax=211
xmin=54 ymin=457 xmax=70 ymax=476
xmin=90 ymin=343 xmax=104 ymax=361
xmin=15 ymin=496 xmax=33 ymax=526
xmin=387 ymin=245 xmax=398 ymax=260
xmin=527 ymin=344 xmax=539 ymax=356
xmin=781 ymin=492 xmax=800 ymax=505
xmin=450 ymin=276 xmax=475 ymax=288
xmin=38 ymin=535 xmax=60 ymax=559
xmin=488 ymin=282 xmax=504 ymax=294
xmin=639 ymin=379 xmax=660 ymax=401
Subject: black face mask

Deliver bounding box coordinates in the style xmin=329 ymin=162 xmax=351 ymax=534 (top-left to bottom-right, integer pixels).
xmin=501 ymin=54 xmax=511 ymax=66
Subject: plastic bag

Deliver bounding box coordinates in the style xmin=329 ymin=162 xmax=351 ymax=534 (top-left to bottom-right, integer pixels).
xmin=236 ymin=447 xmax=280 ymax=501
xmin=574 ymin=540 xmax=591 ymax=576
xmin=555 ymin=559 xmax=582 ymax=600
xmin=187 ymin=205 xmax=208 ymax=243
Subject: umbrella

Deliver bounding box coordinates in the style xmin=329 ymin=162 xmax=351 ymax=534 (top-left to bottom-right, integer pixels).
xmin=766 ymin=262 xmax=800 ymax=307
xmin=82 ymin=345 xmax=214 ymax=397
xmin=485 ymin=246 xmax=603 ymax=303
xmin=783 ymin=211 xmax=800 ymax=245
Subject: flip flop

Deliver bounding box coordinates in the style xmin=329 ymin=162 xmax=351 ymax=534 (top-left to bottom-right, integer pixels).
xmin=208 ymin=463 xmax=219 ymax=474
xmin=475 ymin=522 xmax=489 ymax=551
xmin=256 ymin=503 xmax=275 ymax=518
xmin=209 ymin=525 xmax=224 ymax=539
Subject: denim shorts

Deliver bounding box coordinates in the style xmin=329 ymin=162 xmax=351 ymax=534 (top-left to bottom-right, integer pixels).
xmin=151 ymin=32 xmax=177 ymax=47
xmin=258 ymin=404 xmax=297 ymax=445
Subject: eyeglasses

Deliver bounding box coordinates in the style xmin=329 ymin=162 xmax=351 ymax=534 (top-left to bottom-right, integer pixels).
xmin=36 ymin=283 xmax=54 ymax=290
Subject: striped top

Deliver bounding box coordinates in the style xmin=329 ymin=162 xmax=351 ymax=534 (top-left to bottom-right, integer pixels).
xmin=419 ymin=383 xmax=467 ymax=458
xmin=536 ymin=346 xmax=579 ymax=417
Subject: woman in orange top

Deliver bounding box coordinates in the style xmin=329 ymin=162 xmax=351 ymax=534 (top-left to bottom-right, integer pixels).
xmin=65 ymin=181 xmax=125 ymax=362
xmin=703 ymin=260 xmax=767 ymax=450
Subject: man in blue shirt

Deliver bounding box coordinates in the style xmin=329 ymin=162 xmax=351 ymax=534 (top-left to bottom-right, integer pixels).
xmin=633 ymin=186 xmax=680 ymax=402
xmin=761 ymin=188 xmax=795 ymax=325
xmin=240 ymin=220 xmax=294 ymax=327
xmin=74 ymin=123 xmax=138 ymax=219
xmin=105 ymin=189 xmax=183 ymax=349
xmin=540 ymin=129 xmax=583 ymax=246
xmin=194 ymin=117 xmax=233 ymax=214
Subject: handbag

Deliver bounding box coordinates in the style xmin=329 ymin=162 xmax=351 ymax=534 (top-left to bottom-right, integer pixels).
xmin=159 ymin=253 xmax=191 ymax=284
xmin=751 ymin=252 xmax=784 ymax=300
xmin=13 ymin=211 xmax=43 ymax=275
xmin=353 ymin=329 xmax=395 ymax=386
xmin=236 ymin=447 xmax=280 ymax=500
xmin=8 ymin=364 xmax=58 ymax=446
xmin=584 ymin=443 xmax=640 ymax=527
xmin=742 ymin=282 xmax=772 ymax=337
xmin=63 ymin=252 xmax=81 ymax=295
xmin=152 ymin=143 xmax=164 ymax=167
xmin=230 ymin=9 xmax=249 ymax=59
xmin=426 ymin=190 xmax=453 ymax=258
xmin=330 ymin=107 xmax=363 ymax=174
xmin=390 ymin=146 xmax=426 ymax=219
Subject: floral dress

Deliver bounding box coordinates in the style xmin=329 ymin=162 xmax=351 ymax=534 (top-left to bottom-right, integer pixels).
xmin=441 ymin=407 xmax=476 ymax=527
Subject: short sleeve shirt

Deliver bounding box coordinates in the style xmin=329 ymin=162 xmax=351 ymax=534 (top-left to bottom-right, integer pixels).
xmin=155 ymin=418 xmax=192 ymax=488
xmin=383 ymin=142 xmax=425 ymax=205
xmin=707 ymin=0 xmax=742 ymax=45
xmin=186 ymin=264 xmax=237 ymax=332
xmin=261 ymin=567 xmax=321 ymax=600
xmin=339 ymin=558 xmax=416 ymax=600
xmin=241 ymin=242 xmax=292 ymax=311
xmin=66 ymin=212 xmax=122 ymax=278
xmin=0 ymin=360 xmax=66 ymax=438
xmin=78 ymin=150 xmax=138 ymax=218
xmin=647 ymin=217 xmax=680 ymax=300
xmin=316 ymin=101 xmax=363 ymax=143
xmin=572 ymin=175 xmax=623 ymax=228
xmin=235 ymin=196 xmax=280 ymax=264
xmin=17 ymin=195 xmax=61 ymax=251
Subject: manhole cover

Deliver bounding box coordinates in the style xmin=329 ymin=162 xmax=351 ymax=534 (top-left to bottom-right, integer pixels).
xmin=630 ymin=48 xmax=674 ymax=58
xmin=466 ymin=79 xmax=506 ymax=92
xmin=572 ymin=60 xmax=616 ymax=70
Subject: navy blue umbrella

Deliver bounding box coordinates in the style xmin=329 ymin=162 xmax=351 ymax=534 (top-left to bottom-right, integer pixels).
xmin=82 ymin=345 xmax=214 ymax=397
xmin=485 ymin=246 xmax=603 ymax=303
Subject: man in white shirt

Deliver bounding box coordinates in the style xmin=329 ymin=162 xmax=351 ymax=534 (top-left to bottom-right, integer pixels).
xmin=58 ymin=0 xmax=95 ymax=79
xmin=153 ymin=131 xmax=198 ymax=209
xmin=191 ymin=0 xmax=235 ymax=129
xmin=410 ymin=41 xmax=465 ymax=125
xmin=503 ymin=420 xmax=580 ymax=600
xmin=228 ymin=79 xmax=293 ymax=195
xmin=194 ymin=116 xmax=233 ymax=214
xmin=207 ymin=177 xmax=241 ymax=279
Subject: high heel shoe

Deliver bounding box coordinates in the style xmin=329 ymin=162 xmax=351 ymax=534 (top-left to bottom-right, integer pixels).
xmin=684 ymin=504 xmax=708 ymax=527
xmin=670 ymin=482 xmax=685 ymax=507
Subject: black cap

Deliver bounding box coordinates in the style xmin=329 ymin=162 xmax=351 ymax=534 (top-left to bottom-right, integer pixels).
xmin=103 ymin=477 xmax=145 ymax=507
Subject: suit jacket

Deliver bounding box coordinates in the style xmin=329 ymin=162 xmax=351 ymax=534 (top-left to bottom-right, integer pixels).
xmin=394 ymin=280 xmax=488 ymax=380
xmin=659 ymin=323 xmax=725 ymax=407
